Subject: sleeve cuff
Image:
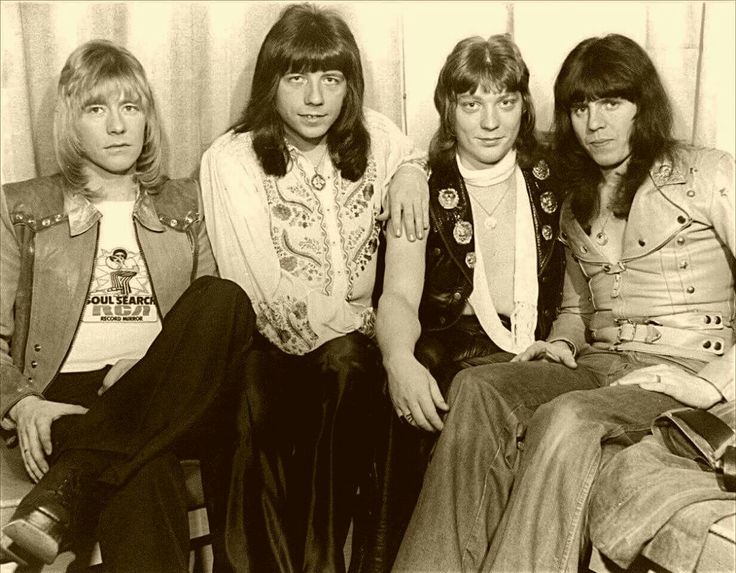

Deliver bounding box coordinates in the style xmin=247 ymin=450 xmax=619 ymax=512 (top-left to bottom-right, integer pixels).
xmin=547 ymin=337 xmax=578 ymax=357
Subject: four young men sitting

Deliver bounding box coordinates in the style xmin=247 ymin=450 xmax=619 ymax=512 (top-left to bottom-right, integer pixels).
xmin=1 ymin=3 xmax=733 ymax=573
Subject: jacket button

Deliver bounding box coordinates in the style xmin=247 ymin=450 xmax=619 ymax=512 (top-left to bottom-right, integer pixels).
xmin=704 ymin=315 xmax=712 ymax=324
xmin=603 ymin=264 xmax=611 ymax=272
xmin=676 ymin=236 xmax=685 ymax=245
xmin=638 ymin=239 xmax=646 ymax=247
xmin=433 ymin=248 xmax=441 ymax=256
xmin=30 ymin=361 xmax=38 ymax=368
xmin=452 ymin=292 xmax=462 ymax=301
xmin=686 ymin=190 xmax=695 ymax=197
xmin=677 ymin=215 xmax=687 ymax=224
xmin=686 ymin=286 xmax=695 ymax=294
xmin=439 ymin=316 xmax=447 ymax=325
xmin=34 ymin=344 xmax=41 ymax=351
xmin=715 ymin=316 xmax=722 ymax=325
xmin=703 ymin=340 xmax=712 ymax=349
xmin=714 ymin=341 xmax=723 ymax=351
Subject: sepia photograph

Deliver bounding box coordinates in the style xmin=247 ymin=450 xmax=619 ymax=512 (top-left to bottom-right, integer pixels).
xmin=1 ymin=1 xmax=734 ymax=572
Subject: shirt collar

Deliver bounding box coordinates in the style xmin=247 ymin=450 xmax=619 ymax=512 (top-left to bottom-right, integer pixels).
xmin=63 ymin=183 xmax=164 ymax=236
xmin=649 ymin=153 xmax=687 ymax=187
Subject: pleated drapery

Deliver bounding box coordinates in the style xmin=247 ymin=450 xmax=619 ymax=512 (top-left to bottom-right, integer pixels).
xmin=2 ymin=1 xmax=734 ymax=185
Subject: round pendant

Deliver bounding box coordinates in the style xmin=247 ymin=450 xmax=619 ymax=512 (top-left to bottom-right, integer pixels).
xmin=484 ymin=216 xmax=497 ymax=229
xmin=310 ymin=173 xmax=326 ymax=191
xmin=595 ymin=232 xmax=608 ymax=246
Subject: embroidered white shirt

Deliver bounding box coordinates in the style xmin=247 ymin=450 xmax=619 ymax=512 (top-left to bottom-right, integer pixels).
xmin=200 ymin=108 xmax=419 ymax=354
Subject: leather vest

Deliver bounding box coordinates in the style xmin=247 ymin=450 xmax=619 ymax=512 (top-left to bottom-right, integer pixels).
xmin=419 ymin=157 xmax=565 ymax=338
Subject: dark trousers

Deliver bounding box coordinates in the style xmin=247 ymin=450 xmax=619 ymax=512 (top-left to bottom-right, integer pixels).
xmin=223 ymin=331 xmax=383 ymax=573
xmin=354 ymin=316 xmax=513 ymax=573
xmin=43 ymin=276 xmax=254 ymax=573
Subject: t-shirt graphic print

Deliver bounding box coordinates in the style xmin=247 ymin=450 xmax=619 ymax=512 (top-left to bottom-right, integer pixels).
xmin=61 ymin=199 xmax=162 ymax=373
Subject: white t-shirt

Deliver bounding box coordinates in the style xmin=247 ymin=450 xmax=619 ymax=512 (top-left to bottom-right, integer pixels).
xmin=61 ymin=199 xmax=162 ymax=372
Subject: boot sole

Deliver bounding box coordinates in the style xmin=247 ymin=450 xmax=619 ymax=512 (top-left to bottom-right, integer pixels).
xmin=0 ymin=531 xmax=41 ymax=567
xmin=2 ymin=510 xmax=62 ymax=565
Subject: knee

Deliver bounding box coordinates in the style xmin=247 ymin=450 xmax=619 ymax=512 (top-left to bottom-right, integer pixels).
xmin=192 ymin=276 xmax=255 ymax=320
xmin=193 ymin=275 xmax=249 ymax=304
xmin=531 ymin=391 xmax=597 ymax=443
xmin=447 ymin=366 xmax=508 ymax=411
xmin=443 ymin=369 xmax=506 ymax=436
xmin=415 ymin=334 xmax=447 ymax=373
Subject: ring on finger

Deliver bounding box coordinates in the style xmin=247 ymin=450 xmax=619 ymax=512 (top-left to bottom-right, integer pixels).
xmin=403 ymin=412 xmax=414 ymax=424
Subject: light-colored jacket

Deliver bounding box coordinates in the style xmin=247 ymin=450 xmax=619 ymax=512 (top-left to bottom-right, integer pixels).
xmin=548 ymin=146 xmax=735 ymax=400
xmin=0 ymin=174 xmax=217 ymax=421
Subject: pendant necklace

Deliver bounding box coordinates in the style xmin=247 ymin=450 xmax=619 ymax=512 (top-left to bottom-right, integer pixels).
xmin=595 ymin=213 xmax=612 ymax=246
xmin=468 ymin=184 xmax=512 ymax=230
xmin=310 ymin=146 xmax=330 ymax=191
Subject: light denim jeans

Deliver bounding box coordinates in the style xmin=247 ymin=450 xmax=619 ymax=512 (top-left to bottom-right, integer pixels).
xmin=393 ymin=348 xmax=706 ymax=573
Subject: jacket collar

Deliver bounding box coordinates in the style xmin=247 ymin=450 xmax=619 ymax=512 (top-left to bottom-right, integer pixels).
xmin=64 ymin=184 xmax=165 ymax=236
xmin=648 ymin=153 xmax=688 ymax=187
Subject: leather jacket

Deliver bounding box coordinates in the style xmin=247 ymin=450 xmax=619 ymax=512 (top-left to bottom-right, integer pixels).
xmin=419 ymin=156 xmax=565 ymax=339
xmin=547 ymin=146 xmax=735 ymax=401
xmin=0 ymin=174 xmax=218 ymax=420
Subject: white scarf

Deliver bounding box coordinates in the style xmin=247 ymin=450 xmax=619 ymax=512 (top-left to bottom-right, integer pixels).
xmin=458 ymin=152 xmax=538 ymax=353
xmin=457 ymin=148 xmax=517 ymax=187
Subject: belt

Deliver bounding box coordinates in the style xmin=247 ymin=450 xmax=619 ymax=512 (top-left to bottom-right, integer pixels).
xmin=592 ymin=312 xmax=733 ymax=357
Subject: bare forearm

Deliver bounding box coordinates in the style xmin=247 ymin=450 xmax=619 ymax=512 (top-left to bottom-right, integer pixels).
xmin=376 ymin=291 xmax=422 ymax=365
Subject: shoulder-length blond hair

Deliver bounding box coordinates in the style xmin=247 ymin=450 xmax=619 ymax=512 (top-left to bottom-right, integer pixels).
xmin=54 ymin=39 xmax=164 ymax=191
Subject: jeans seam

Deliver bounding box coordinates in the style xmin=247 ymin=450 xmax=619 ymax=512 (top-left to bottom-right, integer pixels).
xmin=555 ymin=450 xmax=599 ymax=571
xmin=460 ymin=440 xmax=504 ymax=572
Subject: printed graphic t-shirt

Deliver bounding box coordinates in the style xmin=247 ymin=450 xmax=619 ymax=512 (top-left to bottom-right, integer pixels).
xmin=61 ymin=199 xmax=162 ymax=372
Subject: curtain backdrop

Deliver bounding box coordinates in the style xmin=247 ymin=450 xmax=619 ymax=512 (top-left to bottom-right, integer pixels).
xmin=2 ymin=1 xmax=734 ymax=185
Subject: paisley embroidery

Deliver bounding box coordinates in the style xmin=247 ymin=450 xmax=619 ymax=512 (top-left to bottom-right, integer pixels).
xmin=541 ymin=224 xmax=553 ymax=240
xmin=256 ymin=298 xmax=318 ymax=356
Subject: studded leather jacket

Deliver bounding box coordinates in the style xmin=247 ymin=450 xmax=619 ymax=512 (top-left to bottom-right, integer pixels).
xmin=0 ymin=174 xmax=217 ymax=420
xmin=547 ymin=146 xmax=735 ymax=401
xmin=419 ymin=156 xmax=565 ymax=339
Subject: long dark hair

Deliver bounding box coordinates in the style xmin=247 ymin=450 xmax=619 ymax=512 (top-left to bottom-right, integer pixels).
xmin=553 ymin=34 xmax=676 ymax=224
xmin=429 ymin=34 xmax=538 ymax=169
xmin=232 ymin=3 xmax=369 ymax=181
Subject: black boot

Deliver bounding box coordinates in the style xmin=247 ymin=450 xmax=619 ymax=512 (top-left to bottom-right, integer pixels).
xmin=1 ymin=457 xmax=97 ymax=565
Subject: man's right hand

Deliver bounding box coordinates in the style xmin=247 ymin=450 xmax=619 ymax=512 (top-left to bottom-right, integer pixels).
xmin=385 ymin=354 xmax=449 ymax=432
xmin=512 ymin=340 xmax=578 ymax=369
xmin=8 ymin=396 xmax=88 ymax=483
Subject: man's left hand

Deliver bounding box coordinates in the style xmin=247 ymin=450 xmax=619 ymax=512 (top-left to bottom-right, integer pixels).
xmin=611 ymin=364 xmax=723 ymax=408
xmin=379 ymin=165 xmax=429 ymax=241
